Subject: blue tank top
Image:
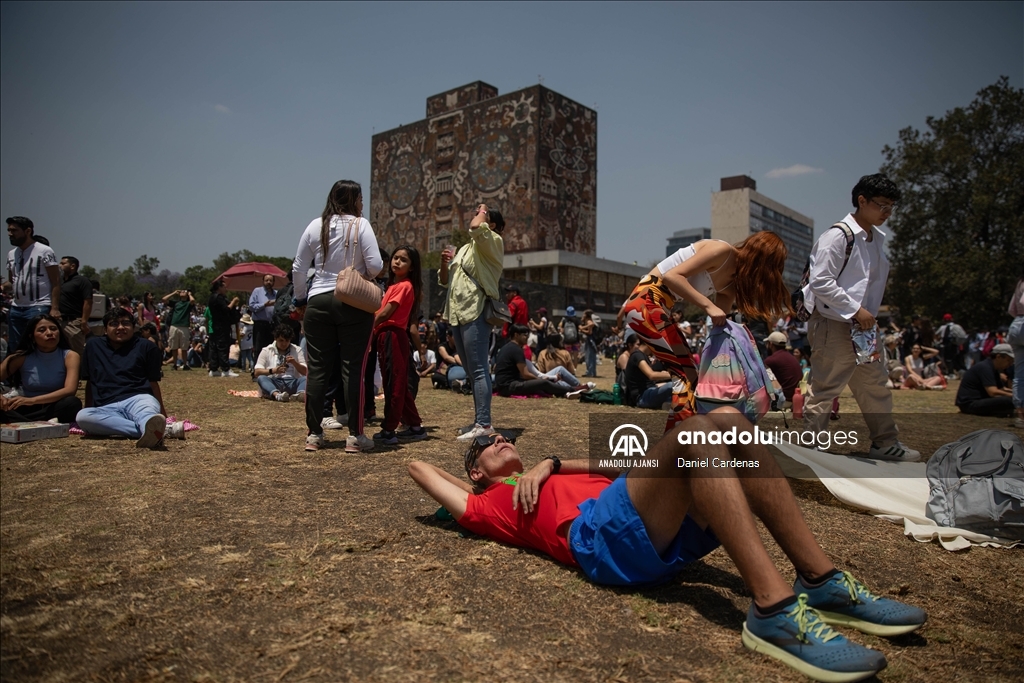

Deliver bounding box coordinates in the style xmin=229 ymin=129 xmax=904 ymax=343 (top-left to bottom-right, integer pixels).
xmin=20 ymin=348 xmax=69 ymax=398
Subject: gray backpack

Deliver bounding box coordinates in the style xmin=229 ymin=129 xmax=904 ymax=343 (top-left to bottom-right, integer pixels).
xmin=926 ymin=430 xmax=1024 ymax=540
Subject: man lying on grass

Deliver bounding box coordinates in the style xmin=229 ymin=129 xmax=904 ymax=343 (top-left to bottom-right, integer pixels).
xmin=408 ymin=407 xmax=927 ymax=683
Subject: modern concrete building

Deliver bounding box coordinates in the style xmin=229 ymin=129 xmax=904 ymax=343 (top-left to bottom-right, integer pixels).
xmin=666 ymin=227 xmax=711 ymax=257
xmin=710 ymin=175 xmax=813 ymax=290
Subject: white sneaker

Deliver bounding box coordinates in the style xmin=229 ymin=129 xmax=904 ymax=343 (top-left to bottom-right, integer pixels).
xmin=136 ymin=414 xmax=167 ymax=449
xmin=165 ymin=421 xmax=186 ymax=440
xmin=223 ymin=370 xmax=240 ymax=378
xmin=345 ymin=434 xmax=375 ymax=453
xmin=456 ymin=424 xmax=495 ymax=442
xmin=293 ymin=390 xmax=306 ymax=402
xmin=321 ymin=416 xmax=344 ymax=430
xmin=273 ymin=391 xmax=290 ymax=403
xmin=868 ymin=441 xmax=921 ymax=462
xmin=305 ymin=433 xmax=324 ymax=452
xmin=566 ymin=388 xmax=588 ymax=399
xmin=209 ymin=370 xmax=222 ymax=377
xmin=586 ymin=382 xmax=597 ymax=390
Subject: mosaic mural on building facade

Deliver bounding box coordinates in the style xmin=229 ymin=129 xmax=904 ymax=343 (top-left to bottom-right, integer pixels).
xmin=370 ymin=82 xmax=597 ymax=257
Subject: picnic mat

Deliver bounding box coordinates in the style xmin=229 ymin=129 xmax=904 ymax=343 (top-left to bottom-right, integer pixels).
xmin=772 ymin=443 xmax=1022 ymax=551
xmin=69 ymin=417 xmax=201 ymax=435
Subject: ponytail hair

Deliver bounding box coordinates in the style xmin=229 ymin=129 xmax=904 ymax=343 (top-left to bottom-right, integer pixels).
xmin=320 ymin=180 xmax=362 ymax=263
xmin=732 ymin=231 xmax=792 ymax=322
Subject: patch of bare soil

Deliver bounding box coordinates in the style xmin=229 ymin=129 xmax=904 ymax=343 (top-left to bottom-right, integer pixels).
xmin=2 ymin=368 xmax=1022 ymax=682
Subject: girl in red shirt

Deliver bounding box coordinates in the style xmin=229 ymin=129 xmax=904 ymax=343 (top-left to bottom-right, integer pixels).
xmin=372 ymin=246 xmax=426 ymax=445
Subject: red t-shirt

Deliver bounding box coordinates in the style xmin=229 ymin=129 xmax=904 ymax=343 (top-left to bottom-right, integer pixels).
xmin=458 ymin=473 xmax=612 ymax=566
xmin=377 ymin=280 xmax=414 ymax=330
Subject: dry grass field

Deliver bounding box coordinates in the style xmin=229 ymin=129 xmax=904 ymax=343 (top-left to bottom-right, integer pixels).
xmin=2 ymin=364 xmax=1022 ymax=682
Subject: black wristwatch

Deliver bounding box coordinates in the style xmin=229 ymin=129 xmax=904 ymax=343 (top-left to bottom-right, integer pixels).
xmin=544 ymin=455 xmax=561 ymax=474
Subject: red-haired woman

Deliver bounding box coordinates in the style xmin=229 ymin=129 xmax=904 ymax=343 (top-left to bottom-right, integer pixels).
xmin=615 ymin=232 xmax=790 ymax=429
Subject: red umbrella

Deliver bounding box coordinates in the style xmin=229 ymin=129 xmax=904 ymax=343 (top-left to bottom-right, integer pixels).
xmin=213 ymin=262 xmax=288 ymax=292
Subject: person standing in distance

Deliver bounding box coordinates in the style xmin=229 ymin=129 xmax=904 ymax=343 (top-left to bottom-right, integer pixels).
xmin=438 ymin=204 xmax=505 ymax=443
xmin=6 ymin=216 xmax=61 ymax=351
xmin=58 ymin=256 xmax=93 ymax=355
xmin=248 ymin=273 xmax=277 ymax=362
xmin=799 ymin=174 xmax=919 ymax=461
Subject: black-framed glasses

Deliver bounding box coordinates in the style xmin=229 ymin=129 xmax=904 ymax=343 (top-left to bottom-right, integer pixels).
xmin=870 ymin=198 xmax=897 ymax=214
xmin=107 ymin=320 xmax=135 ymax=329
xmin=464 ymin=431 xmax=517 ymax=473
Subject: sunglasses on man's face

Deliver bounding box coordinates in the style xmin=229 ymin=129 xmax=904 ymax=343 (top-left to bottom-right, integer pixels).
xmin=464 ymin=432 xmax=517 ymax=471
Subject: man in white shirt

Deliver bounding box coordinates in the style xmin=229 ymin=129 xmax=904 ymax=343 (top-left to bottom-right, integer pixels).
xmin=800 ymin=175 xmax=920 ymax=462
xmin=6 ymin=216 xmax=61 ymax=352
xmin=254 ymin=324 xmax=307 ymax=402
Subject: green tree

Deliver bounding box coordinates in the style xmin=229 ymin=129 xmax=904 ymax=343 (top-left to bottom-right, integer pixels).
xmin=132 ymin=254 xmax=160 ymax=277
xmin=882 ymin=76 xmax=1024 ymax=329
xmin=79 ymin=264 xmax=97 ymax=281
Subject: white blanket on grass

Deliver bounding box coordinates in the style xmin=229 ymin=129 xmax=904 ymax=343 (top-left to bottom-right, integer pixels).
xmin=772 ymin=443 xmax=1022 ymax=551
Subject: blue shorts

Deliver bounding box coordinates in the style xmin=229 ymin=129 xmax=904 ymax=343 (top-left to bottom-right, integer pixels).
xmin=569 ymin=475 xmax=720 ymax=586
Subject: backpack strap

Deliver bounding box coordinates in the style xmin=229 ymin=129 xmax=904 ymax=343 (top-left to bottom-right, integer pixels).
xmin=833 ymin=222 xmax=855 ymax=278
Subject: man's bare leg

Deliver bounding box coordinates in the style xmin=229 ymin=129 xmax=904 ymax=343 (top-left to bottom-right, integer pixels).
xmin=626 ymin=414 xmax=793 ymax=608
xmin=705 ymin=409 xmax=835 ymax=581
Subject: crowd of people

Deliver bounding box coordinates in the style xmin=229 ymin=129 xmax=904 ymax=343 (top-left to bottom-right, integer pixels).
xmin=3 ymin=173 xmax=1023 ymax=683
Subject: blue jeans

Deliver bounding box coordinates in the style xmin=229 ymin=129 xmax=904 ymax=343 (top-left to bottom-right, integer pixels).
xmin=526 ymin=360 xmax=580 ymax=389
xmin=636 ymin=382 xmax=673 ymax=409
xmin=584 ymin=339 xmax=598 ymax=377
xmin=446 ymin=365 xmax=468 ymax=383
xmin=77 ymin=394 xmax=162 ymax=438
xmin=239 ymin=348 xmax=254 ymax=372
xmin=451 ymin=317 xmax=492 ymax=426
xmin=8 ymin=305 xmax=50 ymax=352
xmin=1009 ymin=316 xmax=1024 ymax=410
xmin=257 ymin=375 xmax=307 ymax=398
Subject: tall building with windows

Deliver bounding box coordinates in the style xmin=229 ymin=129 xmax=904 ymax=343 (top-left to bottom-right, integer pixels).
xmin=369 ymin=81 xmax=597 ymax=257
xmin=710 ymin=175 xmax=813 ymax=290
xmin=666 ymin=227 xmax=711 ymax=257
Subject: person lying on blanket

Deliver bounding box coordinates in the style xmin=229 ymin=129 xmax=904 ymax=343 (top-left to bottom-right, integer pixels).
xmin=77 ymin=308 xmax=185 ymax=447
xmin=408 ymin=407 xmax=927 ymax=683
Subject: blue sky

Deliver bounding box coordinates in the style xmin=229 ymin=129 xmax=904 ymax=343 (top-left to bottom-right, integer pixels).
xmin=2 ymin=2 xmax=1020 ymax=274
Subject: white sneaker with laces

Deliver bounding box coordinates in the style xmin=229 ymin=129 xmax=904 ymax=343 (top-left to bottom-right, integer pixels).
xmin=273 ymin=391 xmax=290 ymax=403
xmin=868 ymin=441 xmax=921 ymax=462
xmin=456 ymin=424 xmax=495 ymax=442
xmin=165 ymin=421 xmax=186 ymax=440
xmin=209 ymin=370 xmax=222 ymax=377
xmin=321 ymin=416 xmax=344 ymax=430
xmin=223 ymin=370 xmax=240 ymax=377
xmin=305 ymin=433 xmax=324 ymax=452
xmin=136 ymin=414 xmax=167 ymax=449
xmin=345 ymin=434 xmax=375 ymax=453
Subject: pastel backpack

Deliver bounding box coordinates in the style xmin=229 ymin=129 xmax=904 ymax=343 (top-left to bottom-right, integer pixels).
xmin=695 ymin=320 xmax=783 ymax=423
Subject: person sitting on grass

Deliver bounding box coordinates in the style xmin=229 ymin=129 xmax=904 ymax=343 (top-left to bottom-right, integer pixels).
xmin=523 ymin=333 xmax=593 ymax=392
xmin=254 ymin=324 xmax=307 ymax=403
xmin=77 ymin=309 xmax=184 ymax=447
xmin=493 ymin=325 xmax=571 ymax=398
xmin=0 ymin=313 xmax=82 ymax=425
xmin=955 ymin=343 xmax=1014 ymax=417
xmin=903 ymin=344 xmax=946 ymax=390
xmin=408 ymin=408 xmax=927 ymax=683
xmin=434 ymin=328 xmax=465 ymax=390
xmin=535 ymin=333 xmax=578 ymax=377
xmin=623 ymin=336 xmax=673 ymax=410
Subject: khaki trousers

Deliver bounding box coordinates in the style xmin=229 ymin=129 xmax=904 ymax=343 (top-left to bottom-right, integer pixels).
xmin=803 ymin=311 xmax=898 ymax=447
xmin=61 ymin=318 xmax=89 ymax=356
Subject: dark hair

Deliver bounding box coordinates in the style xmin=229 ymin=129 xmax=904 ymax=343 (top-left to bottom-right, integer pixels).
xmin=103 ymin=307 xmax=136 ymax=327
xmin=32 ymin=235 xmax=49 ymax=246
xmin=273 ymin=324 xmax=294 ymax=341
xmin=61 ymin=256 xmax=80 ymax=270
xmin=510 ymin=323 xmax=530 ymax=336
xmin=5 ymin=216 xmax=34 ymax=231
xmin=547 ymin=333 xmax=564 ymax=349
xmin=4 ymin=314 xmax=69 ymax=386
xmin=90 ymin=279 xmax=101 ymax=291
xmin=624 ymin=333 xmax=639 ymax=348
xmin=143 ymin=292 xmax=154 ymax=307
xmin=387 ymin=245 xmax=422 ymax=312
xmin=320 ymin=180 xmax=362 ymax=262
xmin=851 ymin=173 xmax=901 ymax=208
xmin=139 ymin=322 xmax=158 ymax=335
xmin=487 ymin=209 xmax=505 ymax=234
xmin=210 ymin=279 xmax=225 ymax=293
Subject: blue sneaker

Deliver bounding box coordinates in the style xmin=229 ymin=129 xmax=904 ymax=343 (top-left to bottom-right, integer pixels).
xmin=797 ymin=571 xmax=927 ymax=637
xmin=742 ymin=595 xmax=887 ymax=683
xmin=372 ymin=430 xmax=398 ymax=445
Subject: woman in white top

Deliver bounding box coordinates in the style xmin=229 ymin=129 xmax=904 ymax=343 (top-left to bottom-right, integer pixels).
xmin=292 ymin=180 xmax=383 ymax=453
xmin=903 ymin=344 xmax=945 ymax=390
xmin=615 ymin=231 xmax=790 ymax=430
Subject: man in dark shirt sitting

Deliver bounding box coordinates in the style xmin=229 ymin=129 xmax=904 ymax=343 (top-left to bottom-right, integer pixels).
xmin=77 ymin=308 xmax=184 ymax=447
xmin=493 ymin=325 xmax=570 ymax=398
xmin=762 ymin=331 xmax=802 ymax=402
xmin=955 ymin=343 xmax=1014 ymax=417
xmin=623 ymin=335 xmax=673 ymax=409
